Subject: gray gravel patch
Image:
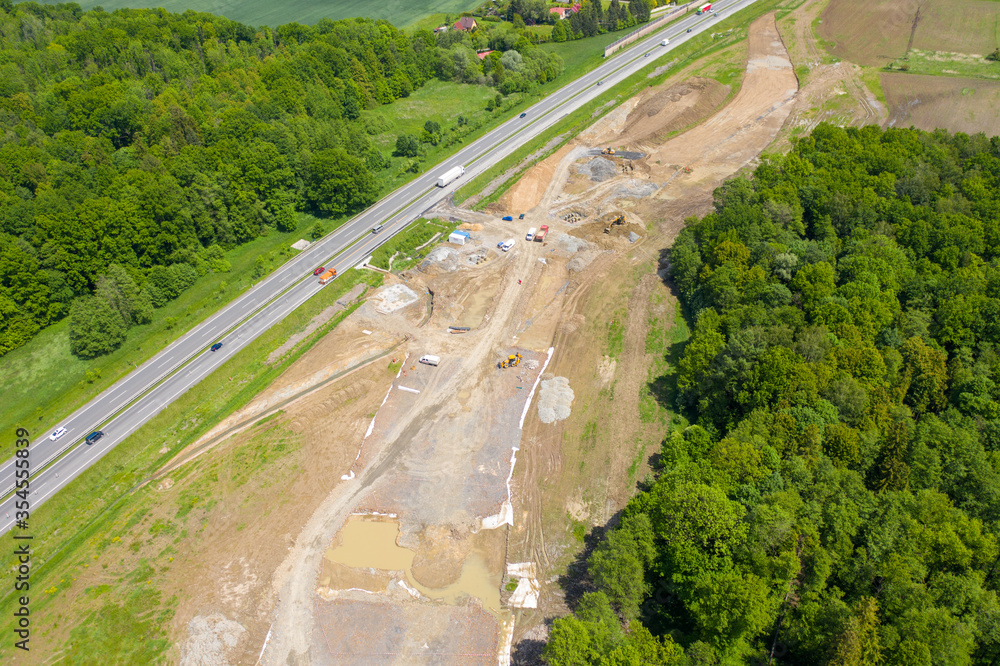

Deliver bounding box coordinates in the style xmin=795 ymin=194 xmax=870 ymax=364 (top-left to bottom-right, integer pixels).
xmin=180 ymin=614 xmax=246 ymax=666
xmin=537 ymin=376 xmax=574 ymax=424
xmin=611 ymin=180 xmax=659 ymax=200
xmin=575 ymin=157 xmax=618 ymax=182
xmin=556 ymin=234 xmax=591 ymax=254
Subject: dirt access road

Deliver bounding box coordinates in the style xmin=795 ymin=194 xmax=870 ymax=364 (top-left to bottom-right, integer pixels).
xmin=260 ymin=229 xmax=566 ymax=664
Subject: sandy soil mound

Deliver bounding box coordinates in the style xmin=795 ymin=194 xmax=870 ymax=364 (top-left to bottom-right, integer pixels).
xmin=620 ymin=77 xmax=731 ymax=144
xmin=498 ymin=143 xmax=575 ymax=213
xmin=640 ymin=13 xmax=798 ymax=189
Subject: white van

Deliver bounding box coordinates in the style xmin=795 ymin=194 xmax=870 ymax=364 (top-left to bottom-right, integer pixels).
xmin=419 ymin=355 xmax=440 ymax=366
xmin=526 ymin=228 xmax=536 ymax=241
xmin=372 ymin=223 xmax=385 ymax=234
xmin=661 ymin=38 xmax=670 ymax=46
xmin=501 ymin=239 xmax=515 ymax=252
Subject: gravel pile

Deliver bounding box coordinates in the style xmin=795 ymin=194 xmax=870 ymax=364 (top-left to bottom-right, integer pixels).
xmin=537 ymin=376 xmax=574 ymax=424
xmin=576 ymin=157 xmax=618 ymax=182
xmin=180 ymin=614 xmax=246 ymax=666
xmin=612 ymin=180 xmax=659 ymax=200
xmin=420 ymin=246 xmax=461 ymax=272
xmin=557 ymin=234 xmax=591 ymax=254
xmin=567 ymin=256 xmax=590 ymax=273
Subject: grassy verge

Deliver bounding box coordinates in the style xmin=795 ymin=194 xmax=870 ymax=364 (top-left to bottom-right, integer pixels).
xmin=641 ymin=296 xmax=690 ymax=425
xmin=0 ymin=268 xmax=381 ymax=662
xmin=370 ymin=217 xmax=458 ymax=271
xmin=370 ymin=23 xmax=657 ymax=195
xmin=0 ymin=212 xmax=351 ymax=454
xmin=860 ymin=67 xmax=887 ymax=105
xmin=886 ymin=50 xmax=1000 ymax=80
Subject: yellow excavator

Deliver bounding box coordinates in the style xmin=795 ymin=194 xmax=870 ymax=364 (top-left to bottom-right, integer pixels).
xmin=499 ymin=353 xmax=523 ymax=369
xmin=604 ymin=214 xmax=626 ymax=234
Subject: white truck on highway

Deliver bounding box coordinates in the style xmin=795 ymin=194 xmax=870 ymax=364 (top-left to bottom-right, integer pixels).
xmin=437 ymin=166 xmax=466 ymax=188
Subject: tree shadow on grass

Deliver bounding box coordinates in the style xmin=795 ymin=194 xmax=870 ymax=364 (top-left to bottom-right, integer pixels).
xmin=555 ymin=508 xmax=626 ymax=611
xmin=648 ymin=247 xmax=692 ymax=415
xmin=511 ymin=624 xmax=549 ymax=665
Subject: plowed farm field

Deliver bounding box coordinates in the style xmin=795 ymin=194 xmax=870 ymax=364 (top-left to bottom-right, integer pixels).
xmin=818 ymin=0 xmax=1000 ymax=66
xmin=882 ymin=72 xmax=1000 ymax=134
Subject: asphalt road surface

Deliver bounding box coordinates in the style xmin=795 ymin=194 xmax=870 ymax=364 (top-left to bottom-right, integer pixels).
xmin=0 ymin=0 xmax=758 ymax=534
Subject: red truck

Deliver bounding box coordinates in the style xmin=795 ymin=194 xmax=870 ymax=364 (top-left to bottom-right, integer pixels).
xmin=697 ymin=3 xmax=711 ymax=13
xmin=535 ymin=225 xmax=549 ymax=242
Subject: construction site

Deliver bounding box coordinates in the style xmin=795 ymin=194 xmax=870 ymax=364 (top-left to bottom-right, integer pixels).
xmin=15 ymin=9 xmax=834 ymax=665
xmin=165 ymin=12 xmax=801 ymax=664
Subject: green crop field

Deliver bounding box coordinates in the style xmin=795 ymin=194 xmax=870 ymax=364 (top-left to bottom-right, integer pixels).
xmin=69 ymin=0 xmax=484 ymax=28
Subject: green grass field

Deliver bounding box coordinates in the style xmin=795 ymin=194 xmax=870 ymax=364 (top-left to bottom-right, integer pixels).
xmin=71 ymin=0 xmax=483 ymax=28
xmin=887 ymin=50 xmax=1000 ymax=80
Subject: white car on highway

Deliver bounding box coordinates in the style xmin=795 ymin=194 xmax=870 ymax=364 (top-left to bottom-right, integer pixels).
xmin=49 ymin=427 xmax=68 ymax=441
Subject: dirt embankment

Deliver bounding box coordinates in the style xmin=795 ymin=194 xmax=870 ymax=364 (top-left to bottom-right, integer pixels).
xmin=589 ymin=77 xmax=732 ymax=147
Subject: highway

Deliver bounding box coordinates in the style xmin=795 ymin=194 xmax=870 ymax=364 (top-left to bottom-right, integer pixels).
xmin=0 ymin=0 xmax=757 ymax=533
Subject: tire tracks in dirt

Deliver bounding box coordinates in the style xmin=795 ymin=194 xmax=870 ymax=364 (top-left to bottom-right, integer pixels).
xmin=263 ymin=242 xmax=547 ymax=665
xmin=601 ymin=272 xmax=658 ymax=517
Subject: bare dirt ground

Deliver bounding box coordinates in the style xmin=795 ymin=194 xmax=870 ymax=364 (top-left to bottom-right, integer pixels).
xmin=768 ymin=0 xmax=888 ymax=153
xmin=882 ymin=72 xmax=1000 ymax=134
xmin=37 ymin=11 xmax=805 ymax=664
xmin=817 ymin=0 xmax=919 ymax=66
xmin=29 ymin=4 xmax=1000 ymax=663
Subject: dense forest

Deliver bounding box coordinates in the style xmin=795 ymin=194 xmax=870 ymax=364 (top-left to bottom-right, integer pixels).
xmin=543 ymin=124 xmax=1000 ymax=665
xmin=0 ymin=0 xmax=583 ymax=358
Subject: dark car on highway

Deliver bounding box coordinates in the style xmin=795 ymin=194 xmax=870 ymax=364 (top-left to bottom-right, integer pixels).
xmin=519 ymin=112 xmax=526 ymax=118
xmin=313 ymin=266 xmax=325 ymax=275
xmin=85 ymin=431 xmax=104 ymax=445
xmin=211 ymin=343 xmax=223 ymax=352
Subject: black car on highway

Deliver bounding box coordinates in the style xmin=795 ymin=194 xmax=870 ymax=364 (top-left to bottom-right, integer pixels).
xmin=85 ymin=431 xmax=104 ymax=445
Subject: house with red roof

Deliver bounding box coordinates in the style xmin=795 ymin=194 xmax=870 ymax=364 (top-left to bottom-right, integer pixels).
xmin=454 ymin=16 xmax=478 ymax=31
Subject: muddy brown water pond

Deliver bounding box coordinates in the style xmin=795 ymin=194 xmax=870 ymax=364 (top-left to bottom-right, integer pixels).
xmin=325 ymin=517 xmax=503 ymax=616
